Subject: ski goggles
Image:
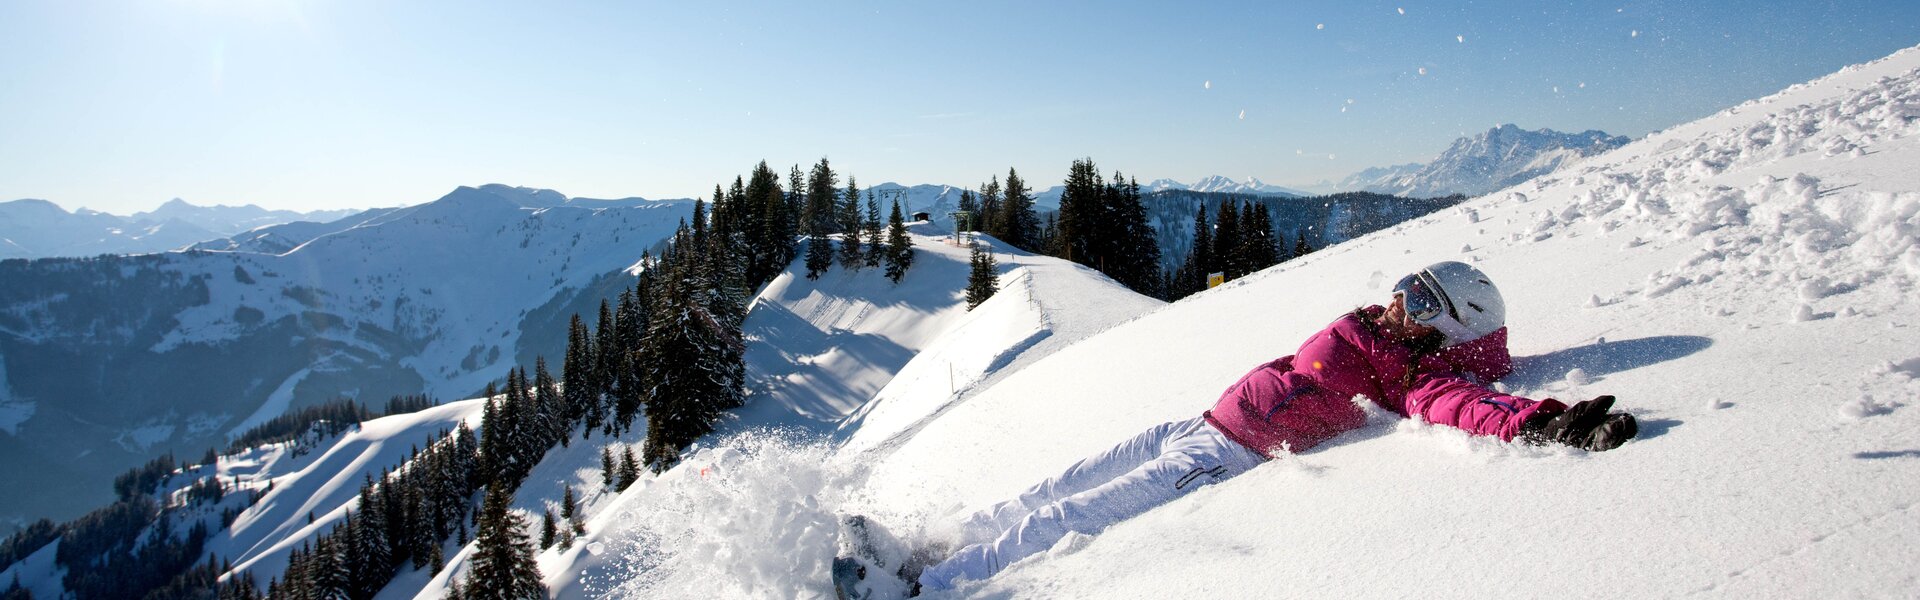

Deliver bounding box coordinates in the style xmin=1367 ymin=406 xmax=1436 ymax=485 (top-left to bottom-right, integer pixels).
xmin=1393 ymin=271 xmax=1454 ymax=324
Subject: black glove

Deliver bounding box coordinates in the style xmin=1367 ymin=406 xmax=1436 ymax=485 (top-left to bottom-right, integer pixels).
xmin=1521 ymin=395 xmax=1638 ymax=451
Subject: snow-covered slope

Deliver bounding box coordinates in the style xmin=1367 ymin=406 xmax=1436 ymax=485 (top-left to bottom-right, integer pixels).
xmin=730 ymin=224 xmax=1159 ymax=436
xmin=530 ymin=227 xmax=1160 ymax=597
xmin=187 ymin=207 xmax=408 ymax=254
xmin=548 ymin=43 xmax=1916 ymax=598
xmin=212 ymin=400 xmax=487 ymax=588
xmin=852 ymin=45 xmax=1920 ymax=598
xmin=1344 ymin=125 xmax=1630 ymax=198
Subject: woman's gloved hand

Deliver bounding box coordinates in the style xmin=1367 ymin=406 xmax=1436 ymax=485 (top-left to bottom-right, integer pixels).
xmin=1521 ymin=395 xmax=1638 ymax=451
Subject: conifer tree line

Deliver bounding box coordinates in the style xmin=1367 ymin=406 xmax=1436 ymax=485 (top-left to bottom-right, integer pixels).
xmin=1048 ymin=158 xmax=1164 ymax=295
xmin=950 ymin=158 xmax=1324 ymax=302
xmin=561 ymin=158 xmax=919 ymax=469
xmin=1165 ymin=198 xmax=1300 ymax=300
xmin=796 ymin=159 xmax=916 ymax=282
xmin=954 ymin=168 xmax=1043 ymax=254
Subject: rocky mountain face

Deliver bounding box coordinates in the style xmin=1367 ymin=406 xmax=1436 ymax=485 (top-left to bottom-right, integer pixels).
xmin=1340 ymin=125 xmax=1630 ymax=198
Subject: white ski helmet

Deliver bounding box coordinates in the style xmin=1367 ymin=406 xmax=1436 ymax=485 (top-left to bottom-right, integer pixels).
xmin=1405 ymin=261 xmax=1505 ymax=347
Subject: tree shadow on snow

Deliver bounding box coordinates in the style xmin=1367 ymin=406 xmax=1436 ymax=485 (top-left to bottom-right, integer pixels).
xmin=1503 ymin=335 xmax=1715 ymax=390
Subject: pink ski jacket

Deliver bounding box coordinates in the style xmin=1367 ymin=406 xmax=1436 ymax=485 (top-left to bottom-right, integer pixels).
xmin=1205 ymin=306 xmax=1560 ymax=458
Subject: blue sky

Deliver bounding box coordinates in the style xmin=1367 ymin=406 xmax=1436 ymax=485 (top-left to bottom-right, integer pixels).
xmin=2 ymin=1 xmax=1917 ymax=214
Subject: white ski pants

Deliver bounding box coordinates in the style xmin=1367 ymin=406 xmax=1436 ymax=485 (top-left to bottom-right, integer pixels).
xmin=918 ymin=416 xmax=1265 ymax=590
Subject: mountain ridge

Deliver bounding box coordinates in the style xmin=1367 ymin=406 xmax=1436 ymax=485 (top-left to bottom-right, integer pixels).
xmin=1336 ymin=124 xmax=1631 ymax=198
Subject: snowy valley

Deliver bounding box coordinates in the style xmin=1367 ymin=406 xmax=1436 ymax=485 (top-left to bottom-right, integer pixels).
xmin=0 ymin=184 xmax=691 ymax=529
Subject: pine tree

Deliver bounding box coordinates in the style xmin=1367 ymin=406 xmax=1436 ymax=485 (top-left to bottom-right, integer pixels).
xmin=788 ymin=163 xmax=808 ymax=225
xmin=956 ymin=189 xmax=977 ymax=216
xmin=539 ymin=509 xmax=557 ymax=550
xmin=618 ymin=447 xmax=639 ymax=490
xmin=612 ymin=285 xmax=646 ymax=434
xmin=351 ymin=476 xmax=392 ymax=597
xmin=978 ymin=176 xmax=1003 ymax=237
xmin=1112 ymin=175 xmax=1161 ymax=295
xmin=999 ymin=168 xmax=1040 ymax=252
xmin=478 ymin=383 xmax=505 ymax=485
xmin=1054 ymin=158 xmax=1102 ymax=265
xmin=561 ymin=486 xmax=584 ymax=537
xmin=1293 ymin=227 xmax=1315 ymax=258
xmin=965 ymin=243 xmax=998 ymax=310
xmin=709 ymin=183 xmax=731 ymax=239
xmin=309 ymin=535 xmax=349 ymax=600
xmin=507 ymin=367 xmax=542 ymax=484
xmin=837 ymin=176 xmax=865 ymax=270
xmin=466 ymin=483 xmax=545 ymax=600
xmin=1239 ymin=202 xmax=1280 ymax=273
xmin=1172 ymin=205 xmax=1214 ymax=299
xmin=863 ymin=192 xmax=884 ymax=268
xmin=533 ymin=357 xmax=562 ymax=448
xmin=743 ymin=161 xmax=791 ymax=289
xmin=1041 ymin=213 xmax=1060 ymax=256
xmin=884 ymin=199 xmax=915 ymax=284
xmin=591 ymin=299 xmax=617 ymax=420
xmin=1213 ymin=200 xmax=1243 ymax=279
xmin=600 ymin=446 xmax=616 ymax=490
xmin=802 ymin=158 xmax=836 ymax=279
xmin=564 ymin=314 xmax=596 ymax=439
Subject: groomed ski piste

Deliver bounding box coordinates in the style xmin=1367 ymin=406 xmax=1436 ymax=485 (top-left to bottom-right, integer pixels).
xmin=9 ymin=43 xmax=1916 ymax=599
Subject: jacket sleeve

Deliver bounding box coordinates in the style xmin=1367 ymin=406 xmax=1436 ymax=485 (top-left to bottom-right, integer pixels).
xmin=1403 ymin=362 xmax=1560 ymax=441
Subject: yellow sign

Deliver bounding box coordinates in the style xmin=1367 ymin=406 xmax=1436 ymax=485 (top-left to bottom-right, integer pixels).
xmin=1207 ymin=272 xmax=1225 ymax=288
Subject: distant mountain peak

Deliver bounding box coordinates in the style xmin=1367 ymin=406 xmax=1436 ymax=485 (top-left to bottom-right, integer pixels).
xmin=1167 ymin=176 xmax=1306 ymax=197
xmin=1 ymin=198 xmax=67 ymax=214
xmin=1337 ymin=124 xmax=1630 ymax=198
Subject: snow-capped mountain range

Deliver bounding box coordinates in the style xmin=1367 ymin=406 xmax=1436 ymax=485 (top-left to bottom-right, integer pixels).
xmin=1145 ymin=175 xmax=1309 ymax=197
xmin=8 ymin=42 xmax=1920 ymax=599
xmin=0 ymin=198 xmax=358 ymax=259
xmin=0 ymin=184 xmax=690 ymax=529
xmin=1338 ymin=124 xmax=1631 ymax=198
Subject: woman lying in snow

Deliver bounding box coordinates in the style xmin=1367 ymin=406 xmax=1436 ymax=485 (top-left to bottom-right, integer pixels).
xmin=915 ymin=261 xmax=1639 ymax=591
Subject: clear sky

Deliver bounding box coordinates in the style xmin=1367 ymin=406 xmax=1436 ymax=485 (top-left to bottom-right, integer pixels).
xmin=3 ymin=1 xmax=1917 ymax=214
